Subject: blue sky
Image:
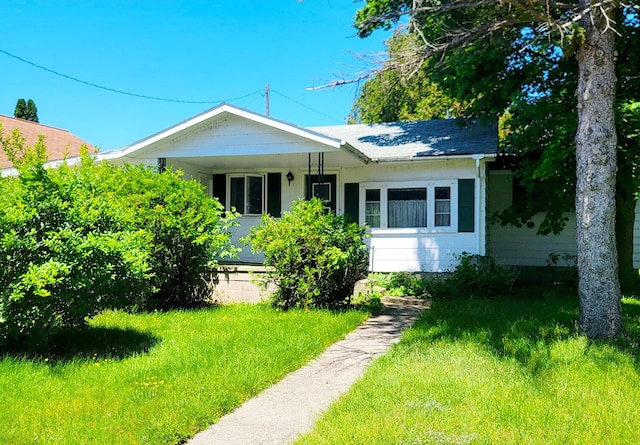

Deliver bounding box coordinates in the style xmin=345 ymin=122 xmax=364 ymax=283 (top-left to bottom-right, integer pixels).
xmin=0 ymin=1 xmax=389 ymax=151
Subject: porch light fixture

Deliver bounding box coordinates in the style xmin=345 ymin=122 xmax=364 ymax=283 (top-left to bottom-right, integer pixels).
xmin=286 ymin=170 xmax=294 ymax=185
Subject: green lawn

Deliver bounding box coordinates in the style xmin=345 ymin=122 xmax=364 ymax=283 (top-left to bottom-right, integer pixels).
xmin=297 ymin=296 xmax=640 ymax=445
xmin=0 ymin=304 xmax=368 ymax=445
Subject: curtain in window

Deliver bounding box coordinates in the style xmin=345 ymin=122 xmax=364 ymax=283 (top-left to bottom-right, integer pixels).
xmin=388 ymin=188 xmax=427 ymax=228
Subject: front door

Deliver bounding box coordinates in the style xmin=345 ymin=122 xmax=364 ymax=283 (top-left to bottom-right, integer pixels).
xmin=305 ymin=174 xmax=337 ymax=214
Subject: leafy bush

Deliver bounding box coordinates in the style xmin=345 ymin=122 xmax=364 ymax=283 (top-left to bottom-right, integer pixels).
xmin=243 ymin=198 xmax=369 ymax=310
xmin=0 ymin=135 xmax=153 ymax=347
xmin=373 ymin=272 xmax=429 ymax=297
xmin=85 ymin=162 xmax=239 ymax=310
xmin=0 ymin=129 xmax=237 ymax=347
xmin=438 ymin=253 xmax=518 ymax=299
xmin=373 ymin=254 xmax=517 ymax=299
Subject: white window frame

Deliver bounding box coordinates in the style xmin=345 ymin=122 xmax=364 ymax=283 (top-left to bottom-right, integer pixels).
xmin=359 ymin=180 xmax=458 ymax=233
xmin=227 ymin=174 xmax=266 ymax=215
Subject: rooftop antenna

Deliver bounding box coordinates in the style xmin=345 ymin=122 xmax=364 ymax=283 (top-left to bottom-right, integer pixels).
xmin=265 ymin=84 xmax=270 ymax=116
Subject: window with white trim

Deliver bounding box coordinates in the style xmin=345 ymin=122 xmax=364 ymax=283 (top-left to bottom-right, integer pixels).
xmin=360 ymin=181 xmax=456 ymax=230
xmin=365 ymin=189 xmax=381 ymax=228
xmin=229 ymin=175 xmax=265 ymax=215
xmin=434 ymin=187 xmax=451 ymax=226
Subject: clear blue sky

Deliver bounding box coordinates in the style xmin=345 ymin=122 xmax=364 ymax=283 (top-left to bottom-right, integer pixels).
xmin=0 ymin=1 xmax=389 ymax=151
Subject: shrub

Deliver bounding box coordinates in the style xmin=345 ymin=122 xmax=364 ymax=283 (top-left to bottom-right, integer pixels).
xmin=86 ymin=162 xmax=238 ymax=310
xmin=373 ymin=254 xmax=518 ymax=300
xmin=0 ymin=135 xmax=154 ymax=347
xmin=374 ymin=272 xmax=430 ymax=297
xmin=243 ymin=198 xmax=369 ymax=310
xmin=0 ymin=129 xmax=238 ymax=348
xmin=429 ymin=253 xmax=518 ymax=299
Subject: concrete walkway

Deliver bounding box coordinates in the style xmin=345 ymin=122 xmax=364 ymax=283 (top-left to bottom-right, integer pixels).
xmin=187 ymin=302 xmax=426 ymax=445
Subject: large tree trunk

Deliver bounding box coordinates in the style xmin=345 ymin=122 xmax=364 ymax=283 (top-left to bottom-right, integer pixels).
xmin=575 ymin=2 xmax=622 ymax=339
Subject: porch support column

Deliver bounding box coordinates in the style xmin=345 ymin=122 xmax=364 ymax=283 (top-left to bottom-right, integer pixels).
xmin=472 ymin=154 xmax=486 ymax=256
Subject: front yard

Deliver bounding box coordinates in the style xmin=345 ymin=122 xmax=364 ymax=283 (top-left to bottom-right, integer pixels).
xmin=297 ymin=296 xmax=640 ymax=445
xmin=0 ymin=304 xmax=367 ymax=444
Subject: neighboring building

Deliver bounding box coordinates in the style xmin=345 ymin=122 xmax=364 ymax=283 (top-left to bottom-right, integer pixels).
xmin=0 ymin=114 xmax=95 ymax=169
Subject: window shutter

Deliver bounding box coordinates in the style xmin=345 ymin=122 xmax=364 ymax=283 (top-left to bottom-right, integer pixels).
xmin=267 ymin=173 xmax=282 ymax=217
xmin=458 ymin=179 xmax=475 ymax=232
xmin=212 ymin=174 xmax=226 ymax=208
xmin=344 ymin=183 xmax=359 ymax=224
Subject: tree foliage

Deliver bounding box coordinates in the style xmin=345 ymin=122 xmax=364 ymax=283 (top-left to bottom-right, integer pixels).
xmin=349 ymin=31 xmax=468 ymax=123
xmin=353 ymin=0 xmax=635 ymax=338
xmin=14 ymin=98 xmax=39 ymax=122
xmin=243 ymin=198 xmax=369 ymax=310
xmin=0 ymin=127 xmax=237 ymax=348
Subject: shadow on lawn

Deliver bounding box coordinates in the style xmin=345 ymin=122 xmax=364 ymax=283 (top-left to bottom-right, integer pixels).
xmin=2 ymin=326 xmax=160 ymax=364
xmin=405 ymin=295 xmax=640 ymax=370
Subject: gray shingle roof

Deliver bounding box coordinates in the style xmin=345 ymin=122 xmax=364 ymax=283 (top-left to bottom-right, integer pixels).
xmin=309 ymin=118 xmax=497 ymax=161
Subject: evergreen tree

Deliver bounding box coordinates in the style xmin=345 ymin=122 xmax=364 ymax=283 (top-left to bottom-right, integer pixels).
xmin=13 ymin=99 xmax=27 ymax=120
xmin=25 ymin=99 xmax=38 ymax=123
xmin=13 ymin=98 xmax=39 ymax=122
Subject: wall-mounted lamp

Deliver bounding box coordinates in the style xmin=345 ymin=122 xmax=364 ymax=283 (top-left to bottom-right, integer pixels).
xmin=286 ymin=170 xmax=294 ymax=185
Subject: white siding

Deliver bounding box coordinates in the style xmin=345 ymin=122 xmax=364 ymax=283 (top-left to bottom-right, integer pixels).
xmin=488 ymin=171 xmax=640 ymax=268
xmin=217 ymin=158 xmax=489 ymax=272
xmin=352 ymin=159 xmax=486 ymax=272
xmin=368 ymin=232 xmax=478 ymax=272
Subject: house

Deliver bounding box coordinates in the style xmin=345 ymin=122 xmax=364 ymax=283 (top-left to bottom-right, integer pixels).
xmin=0 ymin=115 xmax=95 ymax=169
xmin=6 ymin=103 xmax=636 ymax=272
xmin=88 ymin=103 xmax=496 ymax=272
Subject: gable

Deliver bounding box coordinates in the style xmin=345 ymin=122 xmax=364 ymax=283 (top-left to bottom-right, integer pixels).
xmin=124 ymin=113 xmax=346 ymax=160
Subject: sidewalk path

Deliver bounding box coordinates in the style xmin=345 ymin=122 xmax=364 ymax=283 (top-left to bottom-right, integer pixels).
xmin=187 ymin=302 xmax=426 ymax=445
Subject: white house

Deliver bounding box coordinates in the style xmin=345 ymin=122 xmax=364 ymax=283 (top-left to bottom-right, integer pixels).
xmin=92 ymin=103 xmax=499 ymax=272
xmin=7 ymin=103 xmax=636 ymax=272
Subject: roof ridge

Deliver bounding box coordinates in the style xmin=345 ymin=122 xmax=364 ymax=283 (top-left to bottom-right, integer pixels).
xmin=0 ymin=114 xmax=73 ymax=134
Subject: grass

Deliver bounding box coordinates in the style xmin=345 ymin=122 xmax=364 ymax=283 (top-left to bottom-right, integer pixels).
xmin=296 ymin=296 xmax=640 ymax=445
xmin=0 ymin=303 xmax=368 ymax=445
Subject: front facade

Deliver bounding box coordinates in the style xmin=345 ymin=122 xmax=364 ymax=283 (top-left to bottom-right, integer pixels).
xmin=13 ymin=103 xmax=632 ymax=272
xmin=95 ymin=104 xmax=496 ymax=272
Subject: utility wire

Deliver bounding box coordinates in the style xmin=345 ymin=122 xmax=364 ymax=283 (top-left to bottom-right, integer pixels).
xmin=270 ymin=89 xmax=344 ymax=124
xmin=0 ymin=48 xmax=262 ymax=104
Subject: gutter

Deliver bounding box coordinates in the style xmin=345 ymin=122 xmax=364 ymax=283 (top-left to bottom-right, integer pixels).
xmin=370 ymin=153 xmax=497 ymax=164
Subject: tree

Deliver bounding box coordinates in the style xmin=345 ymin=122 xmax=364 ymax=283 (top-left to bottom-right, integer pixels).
xmin=349 ymin=31 xmax=469 ymax=123
xmin=13 ymin=99 xmax=26 ymax=120
xmin=13 ymin=98 xmax=39 ymax=122
xmin=25 ymin=99 xmax=39 ymax=123
xmin=351 ymin=13 xmax=640 ymax=295
xmin=353 ymin=0 xmax=634 ymax=338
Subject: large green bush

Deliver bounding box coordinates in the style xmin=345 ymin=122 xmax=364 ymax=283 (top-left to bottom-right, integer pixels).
xmin=84 ymin=161 xmax=239 ymax=310
xmin=0 ymin=128 xmax=237 ymax=347
xmin=243 ymin=198 xmax=369 ymax=310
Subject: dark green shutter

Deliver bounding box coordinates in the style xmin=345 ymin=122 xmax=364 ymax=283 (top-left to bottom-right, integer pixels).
xmin=267 ymin=173 xmax=282 ymax=217
xmin=458 ymin=179 xmax=475 ymax=232
xmin=212 ymin=174 xmax=226 ymax=208
xmin=344 ymin=183 xmax=359 ymax=224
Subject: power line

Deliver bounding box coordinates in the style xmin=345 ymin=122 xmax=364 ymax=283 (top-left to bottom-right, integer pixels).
xmin=0 ymin=48 xmax=262 ymax=104
xmin=270 ymin=89 xmax=344 ymax=124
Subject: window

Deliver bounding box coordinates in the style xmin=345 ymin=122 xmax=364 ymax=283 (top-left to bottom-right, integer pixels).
xmin=230 ymin=175 xmax=264 ymax=215
xmin=360 ymin=181 xmax=456 ymax=230
xmin=388 ymin=188 xmax=427 ymax=228
xmin=365 ymin=189 xmax=381 ymax=227
xmin=312 ymin=183 xmax=331 ymax=202
xmin=434 ymin=187 xmax=451 ymax=227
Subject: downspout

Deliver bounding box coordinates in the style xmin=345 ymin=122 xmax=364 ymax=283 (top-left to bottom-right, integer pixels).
xmin=472 ymin=154 xmax=485 ymax=256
